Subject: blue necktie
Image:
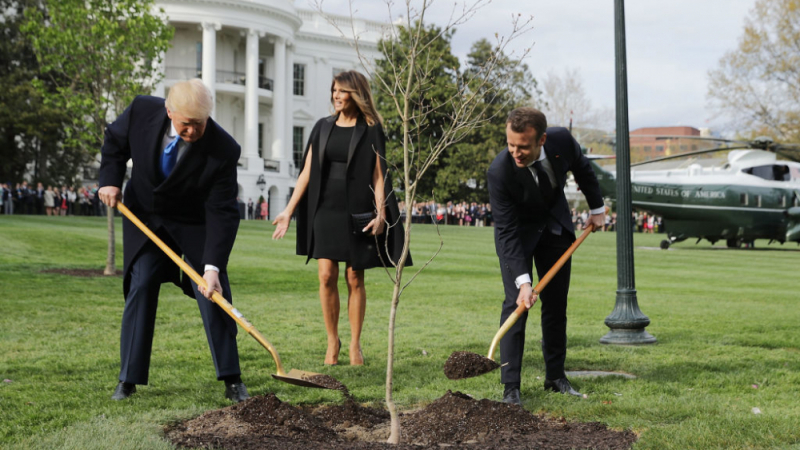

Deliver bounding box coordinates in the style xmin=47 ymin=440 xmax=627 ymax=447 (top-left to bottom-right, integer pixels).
xmin=160 ymin=135 xmax=181 ymax=178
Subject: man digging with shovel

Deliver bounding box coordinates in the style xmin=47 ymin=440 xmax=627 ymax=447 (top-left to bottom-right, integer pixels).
xmin=487 ymin=107 xmax=605 ymax=405
xmin=98 ymin=80 xmax=249 ymax=403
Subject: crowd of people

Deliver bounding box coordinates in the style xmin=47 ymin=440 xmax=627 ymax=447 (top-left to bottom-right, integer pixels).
xmin=0 ymin=181 xmax=107 ymax=217
xmin=398 ymin=200 xmax=493 ymax=226
xmin=392 ymin=200 xmax=663 ymax=234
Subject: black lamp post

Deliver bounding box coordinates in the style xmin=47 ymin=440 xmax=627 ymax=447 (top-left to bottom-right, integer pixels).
xmin=600 ymin=0 xmax=656 ymax=345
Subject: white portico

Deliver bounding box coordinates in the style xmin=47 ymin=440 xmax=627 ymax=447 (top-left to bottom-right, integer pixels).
xmin=155 ymin=0 xmax=386 ymax=219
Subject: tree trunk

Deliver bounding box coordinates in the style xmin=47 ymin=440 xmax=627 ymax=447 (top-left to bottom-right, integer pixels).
xmin=104 ymin=205 xmax=116 ymax=275
xmin=385 ymin=280 xmax=402 ymax=444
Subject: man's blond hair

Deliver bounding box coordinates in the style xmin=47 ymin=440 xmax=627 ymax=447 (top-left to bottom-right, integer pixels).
xmin=165 ymin=79 xmax=213 ymax=119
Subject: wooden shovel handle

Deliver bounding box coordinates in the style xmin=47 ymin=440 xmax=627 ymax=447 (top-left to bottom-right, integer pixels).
xmin=487 ymin=223 xmax=596 ymax=360
xmin=115 ymin=202 xmax=287 ymax=375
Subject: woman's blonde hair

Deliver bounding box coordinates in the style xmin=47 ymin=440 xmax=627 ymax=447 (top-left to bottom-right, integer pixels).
xmin=331 ymin=70 xmax=382 ymax=126
xmin=165 ymin=79 xmax=213 ymax=119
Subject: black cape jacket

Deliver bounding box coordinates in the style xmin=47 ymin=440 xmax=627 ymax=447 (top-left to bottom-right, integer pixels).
xmin=296 ymin=115 xmax=410 ymax=270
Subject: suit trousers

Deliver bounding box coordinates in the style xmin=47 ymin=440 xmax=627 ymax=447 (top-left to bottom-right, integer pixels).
xmin=499 ymin=229 xmax=572 ymax=384
xmin=118 ymin=240 xmax=240 ymax=385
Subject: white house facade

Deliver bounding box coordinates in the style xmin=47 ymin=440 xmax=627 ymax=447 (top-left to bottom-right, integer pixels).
xmin=154 ymin=0 xmax=387 ymax=219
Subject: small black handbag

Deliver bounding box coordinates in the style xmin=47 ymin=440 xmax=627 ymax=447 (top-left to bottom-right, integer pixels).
xmin=351 ymin=211 xmax=376 ymax=235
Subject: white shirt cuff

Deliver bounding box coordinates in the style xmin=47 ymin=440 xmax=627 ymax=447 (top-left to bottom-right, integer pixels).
xmin=204 ymin=264 xmax=220 ymax=273
xmin=590 ymin=206 xmax=606 ymax=215
xmin=514 ymin=273 xmax=532 ymax=289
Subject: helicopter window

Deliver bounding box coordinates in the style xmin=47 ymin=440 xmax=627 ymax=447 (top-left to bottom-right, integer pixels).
xmin=794 ymin=196 xmax=800 ymax=207
xmin=742 ymin=164 xmax=791 ymax=181
xmin=740 ymin=193 xmax=748 ymax=205
xmin=756 ymin=195 xmax=762 ymax=207
xmin=782 ymin=195 xmax=787 ymax=207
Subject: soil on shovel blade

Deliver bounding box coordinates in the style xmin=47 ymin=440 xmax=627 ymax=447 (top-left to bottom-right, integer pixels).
xmin=165 ymin=391 xmax=637 ymax=450
xmin=443 ymin=351 xmax=501 ymax=380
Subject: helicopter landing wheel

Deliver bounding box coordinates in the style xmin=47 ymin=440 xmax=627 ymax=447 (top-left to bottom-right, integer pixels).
xmin=660 ymin=240 xmax=670 ymax=250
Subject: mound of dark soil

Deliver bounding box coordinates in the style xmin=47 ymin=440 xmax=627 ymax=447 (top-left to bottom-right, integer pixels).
xmin=165 ymin=391 xmax=637 ymax=450
xmin=443 ymin=351 xmax=500 ymax=380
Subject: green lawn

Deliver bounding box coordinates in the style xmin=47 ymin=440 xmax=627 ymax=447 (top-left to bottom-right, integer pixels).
xmin=1 ymin=215 xmax=800 ymax=449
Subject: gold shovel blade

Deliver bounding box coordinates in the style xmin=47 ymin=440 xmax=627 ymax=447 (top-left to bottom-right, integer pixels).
xmin=272 ymin=369 xmax=344 ymax=390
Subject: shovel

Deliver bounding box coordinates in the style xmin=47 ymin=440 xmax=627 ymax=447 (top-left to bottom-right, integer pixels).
xmin=444 ymin=223 xmax=596 ymax=380
xmin=117 ymin=201 xmax=338 ymax=389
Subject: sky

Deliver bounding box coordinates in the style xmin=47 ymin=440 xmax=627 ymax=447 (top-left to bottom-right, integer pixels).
xmin=304 ymin=0 xmax=757 ymax=133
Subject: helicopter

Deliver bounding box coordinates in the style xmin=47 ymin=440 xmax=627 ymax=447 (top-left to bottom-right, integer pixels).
xmin=587 ymin=136 xmax=800 ymax=249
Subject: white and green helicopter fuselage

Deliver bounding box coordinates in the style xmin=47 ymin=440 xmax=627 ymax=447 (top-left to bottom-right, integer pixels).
xmin=591 ymin=149 xmax=800 ymax=248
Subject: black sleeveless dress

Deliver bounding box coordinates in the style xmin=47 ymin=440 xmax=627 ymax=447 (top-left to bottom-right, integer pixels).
xmin=311 ymin=124 xmax=354 ymax=261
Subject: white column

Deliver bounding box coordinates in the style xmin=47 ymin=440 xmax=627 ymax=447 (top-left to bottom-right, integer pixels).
xmin=202 ymin=22 xmax=220 ymax=117
xmin=271 ymin=37 xmax=286 ymax=163
xmin=284 ymin=40 xmax=295 ymax=173
xmin=244 ymin=29 xmax=262 ymax=162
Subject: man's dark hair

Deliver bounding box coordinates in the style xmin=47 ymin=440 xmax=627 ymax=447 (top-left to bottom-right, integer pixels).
xmin=507 ymin=107 xmax=547 ymax=139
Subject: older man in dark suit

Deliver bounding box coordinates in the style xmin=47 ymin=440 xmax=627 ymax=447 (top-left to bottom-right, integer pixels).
xmin=488 ymin=107 xmax=605 ymax=405
xmin=98 ymin=79 xmax=248 ymax=402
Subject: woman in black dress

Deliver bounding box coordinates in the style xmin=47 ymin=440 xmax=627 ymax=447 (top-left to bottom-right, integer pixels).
xmin=272 ymin=71 xmax=407 ymax=365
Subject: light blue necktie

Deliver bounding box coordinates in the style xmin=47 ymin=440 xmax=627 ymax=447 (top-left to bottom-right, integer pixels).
xmin=160 ymin=135 xmax=181 ymax=178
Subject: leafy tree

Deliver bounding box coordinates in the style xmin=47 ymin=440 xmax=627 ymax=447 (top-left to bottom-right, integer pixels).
xmin=435 ymin=38 xmax=536 ymax=202
xmin=0 ymin=0 xmax=72 ymax=185
xmin=22 ymin=0 xmax=173 ymax=274
xmin=373 ymin=21 xmax=460 ymax=199
xmin=708 ymin=0 xmax=800 ymax=142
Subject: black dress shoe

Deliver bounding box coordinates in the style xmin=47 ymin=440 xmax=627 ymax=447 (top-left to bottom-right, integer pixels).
xmin=502 ymin=387 xmax=522 ymax=405
xmin=224 ymin=381 xmax=250 ymax=403
xmin=111 ymin=381 xmax=136 ymax=400
xmin=544 ymin=377 xmax=582 ymax=397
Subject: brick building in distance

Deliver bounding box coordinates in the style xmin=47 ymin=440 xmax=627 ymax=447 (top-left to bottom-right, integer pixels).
xmin=630 ymin=126 xmax=712 ymax=163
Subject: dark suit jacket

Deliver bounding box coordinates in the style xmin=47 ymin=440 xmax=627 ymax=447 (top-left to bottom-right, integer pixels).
xmin=296 ymin=114 xmax=409 ymax=270
xmin=99 ymin=95 xmax=241 ymax=297
xmin=488 ymin=127 xmax=603 ymax=281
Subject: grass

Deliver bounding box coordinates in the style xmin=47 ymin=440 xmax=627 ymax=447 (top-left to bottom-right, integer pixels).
xmin=1 ymin=215 xmax=800 ymax=449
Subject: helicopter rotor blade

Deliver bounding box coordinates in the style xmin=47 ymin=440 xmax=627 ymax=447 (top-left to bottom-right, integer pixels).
xmin=630 ymin=146 xmax=752 ymax=167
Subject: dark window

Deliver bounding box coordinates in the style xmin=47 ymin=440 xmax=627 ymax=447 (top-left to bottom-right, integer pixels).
xmin=644 ymin=146 xmax=652 ymax=153
xmin=680 ymin=145 xmax=688 ymax=152
xmin=258 ymin=123 xmax=264 ymax=151
xmin=293 ymin=64 xmax=305 ymax=96
xmin=293 ymin=126 xmax=304 ymax=169
xmin=740 ymin=193 xmax=748 ymax=205
xmin=196 ymin=42 xmax=203 ymax=73
xmin=656 ymin=145 xmax=664 ymax=152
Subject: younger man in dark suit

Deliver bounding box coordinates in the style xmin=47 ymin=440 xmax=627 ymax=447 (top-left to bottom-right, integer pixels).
xmin=98 ymin=79 xmax=248 ymax=402
xmin=487 ymin=107 xmax=605 ymax=405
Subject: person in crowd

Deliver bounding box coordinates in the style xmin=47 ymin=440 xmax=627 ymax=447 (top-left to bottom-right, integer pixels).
xmin=44 ymin=186 xmax=55 ymax=216
xmin=54 ymin=188 xmax=64 ymax=216
xmin=260 ymin=198 xmax=268 ymax=220
xmin=272 ymin=70 xmax=408 ymax=366
xmin=487 ymin=107 xmax=604 ymax=405
xmin=247 ymin=198 xmax=254 ymax=220
xmin=67 ymin=186 xmax=77 ymax=215
xmin=35 ymin=182 xmax=44 ymax=215
xmin=97 ymin=79 xmax=249 ymax=403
